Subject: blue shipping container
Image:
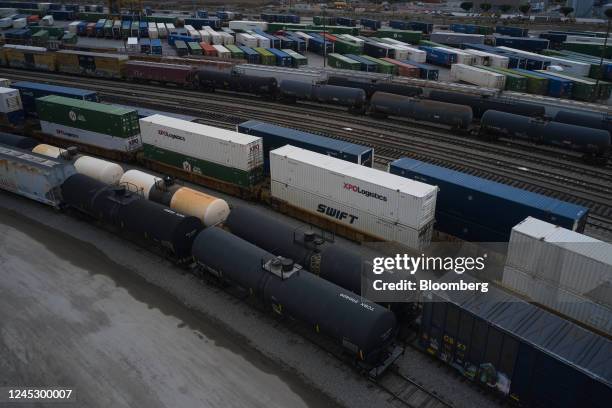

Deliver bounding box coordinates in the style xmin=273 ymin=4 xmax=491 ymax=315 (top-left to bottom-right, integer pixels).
xmin=168 ymin=34 xmax=193 ymax=46
xmin=266 ymin=48 xmax=291 ymax=66
xmin=494 ymin=35 xmax=549 ymax=52
xmin=419 ymin=46 xmax=457 ymax=66
xmin=513 ymin=68 xmax=573 ymax=98
xmin=150 ymin=38 xmax=162 ymax=55
xmin=237 ymin=45 xmax=260 ymax=64
xmin=495 ymin=25 xmax=528 ymax=37
xmin=13 ymin=81 xmax=98 ymax=115
xmin=363 ymin=41 xmax=390 ymax=58
xmin=238 ymin=120 xmax=373 ymax=172
xmin=360 ymin=18 xmax=381 ymax=30
xmin=389 ymin=157 xmax=589 ymax=241
xmin=285 ymin=33 xmax=306 ymax=52
xmin=401 ymin=61 xmax=439 ymax=80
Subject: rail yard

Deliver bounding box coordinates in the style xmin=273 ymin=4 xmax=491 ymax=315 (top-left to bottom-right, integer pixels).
xmin=0 ymin=2 xmax=611 ymax=408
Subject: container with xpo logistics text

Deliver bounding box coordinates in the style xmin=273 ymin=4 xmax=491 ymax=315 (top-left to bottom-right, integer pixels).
xmin=270 ymin=145 xmax=437 ymax=248
xmin=139 ymin=114 xmax=264 ymax=187
xmin=36 ymin=95 xmax=142 ymax=152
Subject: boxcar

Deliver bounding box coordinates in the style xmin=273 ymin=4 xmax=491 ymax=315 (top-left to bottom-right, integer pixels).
xmin=2 ymin=45 xmax=56 ymax=72
xmin=124 ymin=61 xmax=197 ymax=86
xmin=420 ymin=273 xmax=612 ymax=407
xmin=55 ymin=50 xmax=128 ymax=79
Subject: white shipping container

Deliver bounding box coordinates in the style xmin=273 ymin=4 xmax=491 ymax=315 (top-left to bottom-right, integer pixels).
xmin=0 ymin=17 xmax=12 ymax=28
xmin=250 ymin=32 xmax=270 ymax=48
xmin=41 ymin=15 xmax=53 ymax=26
xmin=205 ymin=27 xmax=222 ymax=45
xmin=506 ymin=217 xmax=612 ymax=296
xmin=12 ymin=18 xmax=26 ymax=29
xmin=184 ymin=25 xmax=195 ymax=32
xmin=40 ymin=121 xmax=142 ymax=152
xmin=236 ymin=33 xmax=258 ymax=48
xmin=139 ymin=114 xmax=263 ymax=173
xmin=270 ymin=145 xmax=437 ymax=230
xmin=213 ymin=44 xmax=231 ymax=58
xmin=502 ymin=266 xmax=612 ymax=336
xmin=69 ymin=20 xmax=80 ymax=33
xmin=156 ymin=23 xmax=167 ymax=38
xmin=219 ymin=31 xmax=234 ymax=45
xmin=148 ymin=27 xmax=158 ymax=39
xmin=0 ymin=78 xmax=11 ymax=87
xmin=199 ymin=30 xmax=211 ymax=44
xmin=228 ymin=20 xmax=268 ymax=32
xmin=272 ymin=180 xmax=433 ymax=249
xmin=165 ymin=23 xmax=175 ymax=34
xmin=497 ymin=46 xmax=591 ymax=77
xmin=462 ymin=49 xmax=510 ymax=69
xmin=450 ymin=64 xmax=506 ymax=89
xmin=127 ymin=37 xmax=139 ymax=53
xmin=339 ymin=34 xmax=364 ymax=46
xmin=430 ymin=31 xmax=485 ymax=45
xmin=0 ymin=87 xmax=22 ymax=113
xmin=383 ymin=43 xmax=409 ymax=61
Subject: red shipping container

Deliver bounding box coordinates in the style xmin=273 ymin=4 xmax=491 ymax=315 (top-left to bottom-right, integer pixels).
xmin=124 ymin=60 xmax=197 ymax=86
xmin=27 ymin=15 xmax=39 ymax=23
xmin=321 ymin=33 xmax=337 ymax=42
xmin=381 ymin=58 xmax=420 ymax=77
xmin=200 ymin=42 xmax=217 ymax=57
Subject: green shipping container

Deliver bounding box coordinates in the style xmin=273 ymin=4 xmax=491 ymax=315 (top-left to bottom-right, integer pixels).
xmin=36 ymin=96 xmax=140 ymax=139
xmin=327 ymin=53 xmax=360 ymax=70
xmin=62 ymin=32 xmax=78 ymax=45
xmin=507 ymin=69 xmax=548 ymax=95
xmin=254 ymin=47 xmax=276 ymax=65
xmin=266 ymin=23 xmax=308 ymax=32
xmin=375 ymin=29 xmax=421 ymax=44
xmin=225 ymin=44 xmax=245 ymax=59
xmin=31 ymin=30 xmax=49 ymax=46
xmin=477 ymin=66 xmax=528 ymax=93
xmin=143 ymin=145 xmax=262 ymax=187
xmin=313 ymin=16 xmax=336 ymax=26
xmin=561 ymin=42 xmax=612 ymax=59
xmin=358 ymin=54 xmax=398 ymax=75
xmin=282 ymin=49 xmax=307 ymax=67
xmin=332 ymin=39 xmax=362 ymax=54
xmin=535 ymin=70 xmax=598 ymax=101
xmin=188 ymin=42 xmax=202 ymax=55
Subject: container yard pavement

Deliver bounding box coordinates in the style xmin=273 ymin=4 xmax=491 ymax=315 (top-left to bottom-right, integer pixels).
xmin=0 ymin=203 xmax=338 ymax=408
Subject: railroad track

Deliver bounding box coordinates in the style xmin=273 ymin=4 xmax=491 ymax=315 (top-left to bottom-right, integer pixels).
xmin=3 ymin=68 xmax=611 ymax=238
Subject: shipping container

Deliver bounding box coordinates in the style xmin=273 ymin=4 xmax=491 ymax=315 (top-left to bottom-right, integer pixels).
xmin=400 ymin=61 xmax=439 ymax=80
xmin=0 ymin=87 xmax=24 ymax=125
xmin=449 ymin=23 xmax=492 ymax=35
xmin=462 ymin=44 xmax=524 ymax=69
xmin=435 ymin=47 xmax=475 ymax=65
xmin=238 ymin=120 xmax=373 ymax=172
xmin=494 ymin=35 xmax=549 ymax=52
xmin=451 ymin=64 xmax=505 ymax=89
xmin=358 ymin=55 xmax=397 ymax=75
xmin=429 ymin=31 xmax=485 ymax=45
xmin=271 ymin=145 xmax=437 ymax=231
xmin=476 ymin=66 xmax=528 ymax=93
xmin=360 ymin=18 xmax=381 ymax=31
xmin=224 ymin=44 xmax=244 ymax=59
xmin=139 ymin=115 xmax=263 ymax=187
xmin=512 ymin=68 xmax=570 ymax=97
xmin=36 ymin=95 xmax=141 ymax=151
xmin=253 ymin=47 xmax=275 ymax=65
xmin=419 ymin=272 xmax=612 ymax=406
xmin=281 ymin=48 xmax=307 ymax=67
xmin=497 ymin=46 xmax=591 ymax=77
xmin=175 ymin=40 xmax=188 ymax=56
xmin=535 ymin=70 xmax=600 ymax=101
xmin=374 ymin=29 xmax=421 ymax=44
xmin=265 ymin=47 xmax=291 ymax=66
xmin=495 ymin=25 xmax=528 ymax=37
xmin=418 ymin=46 xmax=457 ymax=66
xmin=342 ymin=54 xmax=377 ymax=72
xmin=461 ymin=49 xmax=509 ymax=69
xmin=237 ymin=45 xmax=260 ymax=64
xmin=562 ymin=41 xmax=612 ymax=58
xmin=12 ymin=81 xmax=97 ymax=115
xmin=389 ymin=158 xmax=588 ymax=241
xmin=381 ymin=58 xmax=419 ymax=77
xmin=0 ymin=145 xmax=76 ymax=207
xmin=327 ymin=53 xmax=360 ymax=70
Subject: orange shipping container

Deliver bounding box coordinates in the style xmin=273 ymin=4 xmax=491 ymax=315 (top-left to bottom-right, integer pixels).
xmin=381 ymin=58 xmax=420 ymax=77
xmin=200 ymin=42 xmax=217 ymax=57
xmin=321 ymin=33 xmax=337 ymax=42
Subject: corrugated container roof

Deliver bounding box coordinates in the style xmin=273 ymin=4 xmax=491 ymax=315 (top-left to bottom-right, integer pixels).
xmin=140 ymin=114 xmax=261 ymax=146
xmin=13 ymin=81 xmax=96 ymax=97
xmin=512 ymin=217 xmax=612 ymax=265
xmin=272 ymin=145 xmax=436 ymax=197
xmin=239 ymin=120 xmax=371 ymax=156
xmin=431 ymin=272 xmax=612 ymax=387
xmin=38 ymin=95 xmax=136 ymax=116
xmin=56 ymin=50 xmax=129 ymax=60
xmin=391 ymin=158 xmax=587 ymax=221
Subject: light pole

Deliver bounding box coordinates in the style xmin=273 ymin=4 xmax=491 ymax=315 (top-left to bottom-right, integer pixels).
xmin=323 ymin=7 xmax=327 ymax=67
xmin=595 ymin=6 xmax=612 ymax=97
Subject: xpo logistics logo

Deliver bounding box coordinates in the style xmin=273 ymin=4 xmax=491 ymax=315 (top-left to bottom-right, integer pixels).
xmin=344 ymin=183 xmax=387 ymax=202
xmin=158 ymin=129 xmax=186 ymax=141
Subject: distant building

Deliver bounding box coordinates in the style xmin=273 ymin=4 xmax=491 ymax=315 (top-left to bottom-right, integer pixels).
xmin=568 ymin=0 xmax=595 ymax=18
xmin=471 ymin=0 xmax=523 ymax=7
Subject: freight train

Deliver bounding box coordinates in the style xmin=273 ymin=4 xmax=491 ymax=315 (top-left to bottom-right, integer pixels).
xmin=1 ymin=46 xmax=610 ymax=160
xmin=0 ymin=138 xmax=610 ymax=407
xmin=0 ymin=138 xmax=400 ymax=376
